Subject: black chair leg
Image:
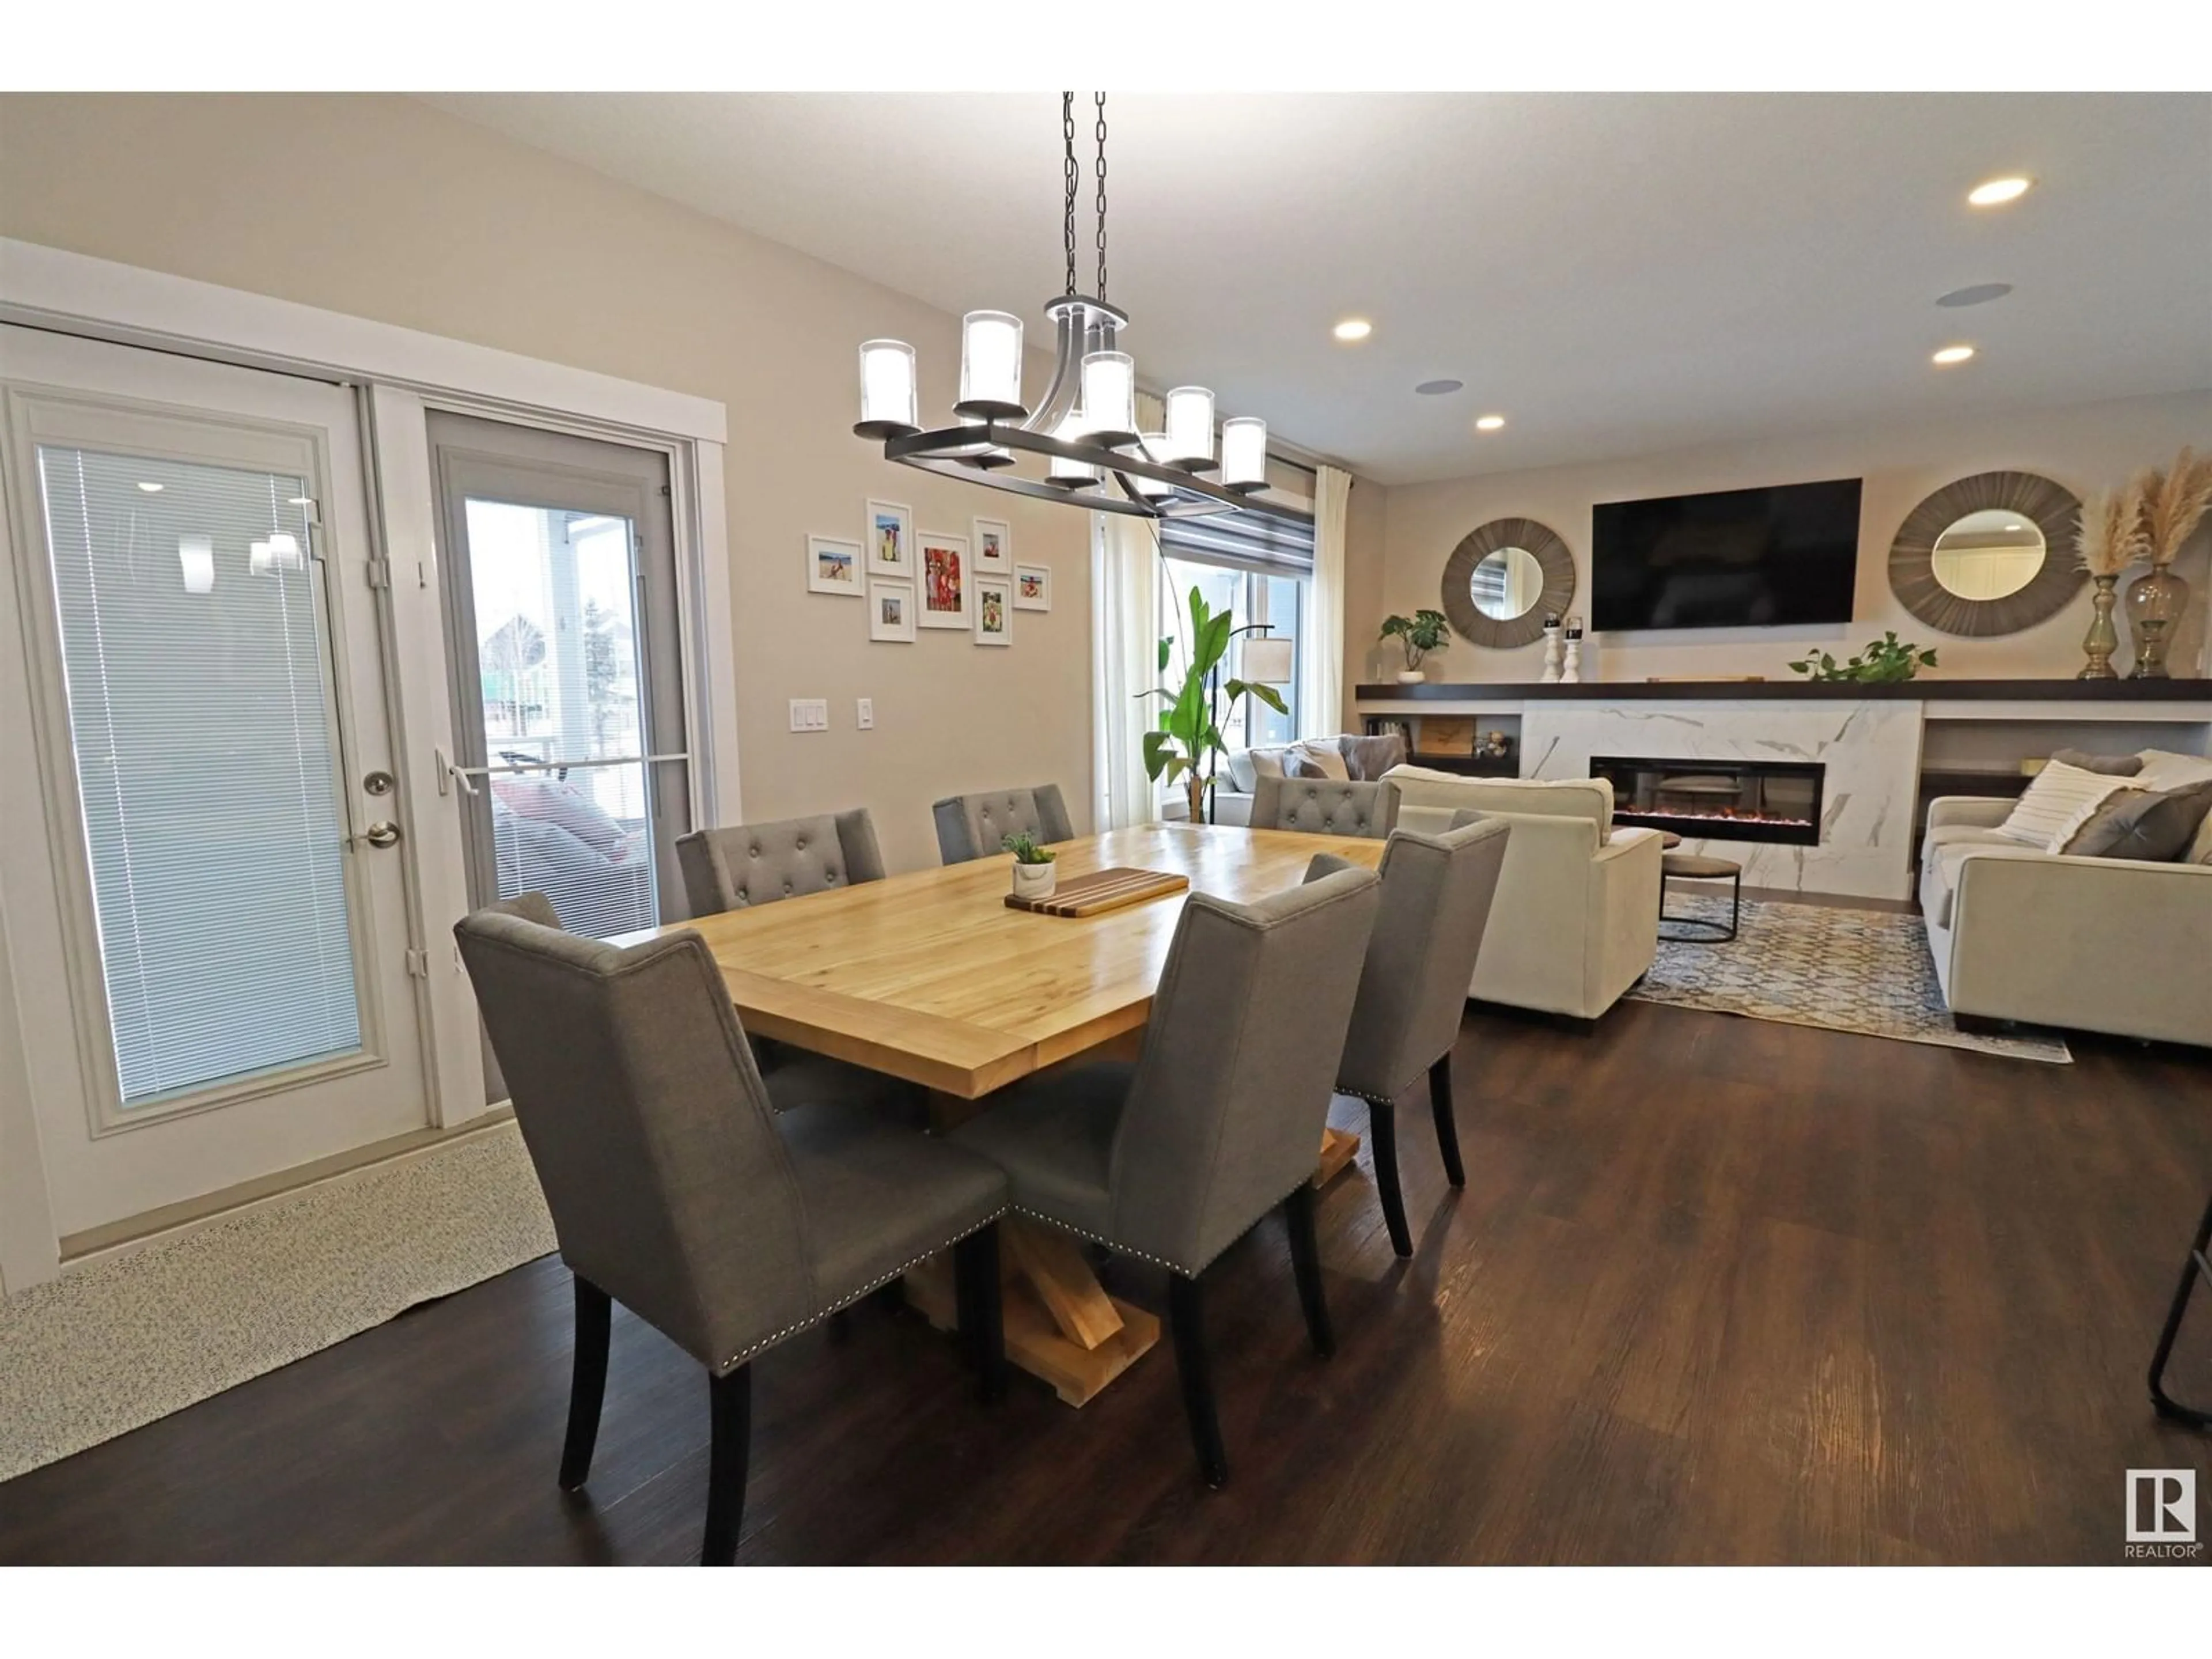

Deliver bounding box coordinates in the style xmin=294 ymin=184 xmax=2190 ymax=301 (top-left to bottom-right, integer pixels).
xmin=1283 ymin=1183 xmax=1336 ymax=1358
xmin=953 ymin=1222 xmax=1007 ymax=1404
xmin=700 ymin=1365 xmax=752 ymax=1566
xmin=1429 ymin=1051 xmax=1466 ymax=1189
xmin=1167 ymin=1272 xmax=1228 ymax=1489
xmin=559 ymin=1275 xmax=612 ymax=1492
xmin=2149 ymin=1187 xmax=2212 ymax=1429
xmin=1368 ymin=1098 xmax=1414 ymax=1258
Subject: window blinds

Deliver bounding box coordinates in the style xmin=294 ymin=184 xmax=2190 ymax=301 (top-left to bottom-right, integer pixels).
xmin=36 ymin=445 xmax=362 ymax=1107
xmin=1156 ymin=500 xmax=1317 ymax=577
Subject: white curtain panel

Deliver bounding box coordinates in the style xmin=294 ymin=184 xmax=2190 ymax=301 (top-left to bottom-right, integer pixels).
xmin=1090 ymin=508 xmax=1161 ymax=830
xmin=1302 ymin=464 xmax=1351 ymax=737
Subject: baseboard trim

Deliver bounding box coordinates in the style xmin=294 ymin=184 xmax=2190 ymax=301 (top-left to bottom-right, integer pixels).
xmin=59 ymin=1109 xmax=518 ymax=1268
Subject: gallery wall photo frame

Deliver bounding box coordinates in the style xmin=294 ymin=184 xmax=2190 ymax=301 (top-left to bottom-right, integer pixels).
xmin=918 ymin=530 xmax=972 ymax=629
xmin=974 ymin=574 xmax=1013 ymax=646
xmin=807 ymin=533 xmax=863 ymax=597
xmin=867 ymin=498 xmax=914 ymax=577
xmin=869 ymin=578 xmax=915 ymax=642
xmin=1014 ymin=562 xmax=1052 ymax=611
xmin=974 ymin=516 xmax=1012 ymax=576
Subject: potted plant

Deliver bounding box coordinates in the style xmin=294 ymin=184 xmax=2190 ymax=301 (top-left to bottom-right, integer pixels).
xmin=1140 ymin=586 xmax=1289 ymax=824
xmin=1380 ymin=609 xmax=1452 ymax=684
xmin=1003 ymin=830 xmax=1058 ymax=901
xmin=1787 ymin=632 xmax=1939 ymax=683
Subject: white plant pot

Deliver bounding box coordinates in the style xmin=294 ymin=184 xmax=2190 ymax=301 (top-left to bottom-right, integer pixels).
xmin=1012 ymin=861 xmax=1057 ymax=902
xmin=1396 ymin=669 xmax=1426 ymax=684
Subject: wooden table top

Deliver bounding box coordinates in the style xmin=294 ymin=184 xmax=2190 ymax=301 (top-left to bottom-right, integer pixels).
xmin=642 ymin=824 xmax=1385 ymax=1100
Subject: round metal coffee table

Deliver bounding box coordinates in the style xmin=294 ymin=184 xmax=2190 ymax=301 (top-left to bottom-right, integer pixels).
xmin=1658 ymin=850 xmax=1742 ymax=942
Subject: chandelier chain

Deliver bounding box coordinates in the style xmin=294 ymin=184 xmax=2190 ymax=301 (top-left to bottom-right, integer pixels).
xmin=1093 ymin=92 xmax=1109 ymax=300
xmin=1062 ymin=93 xmax=1078 ymax=298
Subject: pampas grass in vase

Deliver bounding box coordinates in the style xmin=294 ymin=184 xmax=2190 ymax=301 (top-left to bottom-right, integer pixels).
xmin=2073 ymin=480 xmax=2148 ymax=679
xmin=2124 ymin=448 xmax=2211 ymax=679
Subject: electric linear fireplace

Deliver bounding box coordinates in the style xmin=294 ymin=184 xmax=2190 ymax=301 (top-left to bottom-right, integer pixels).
xmin=1590 ymin=756 xmax=1826 ymax=846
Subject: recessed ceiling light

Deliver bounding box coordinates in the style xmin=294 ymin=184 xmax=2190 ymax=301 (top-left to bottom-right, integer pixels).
xmin=1415 ymin=378 xmax=1464 ymax=396
xmin=1937 ymin=282 xmax=2013 ymax=309
xmin=1332 ymin=318 xmax=1373 ymax=342
xmin=1967 ymin=176 xmax=2032 ymax=207
xmin=136 ymin=481 xmax=163 ymax=493
xmin=1475 ymin=414 xmax=1506 ymax=431
xmin=1931 ymin=345 xmax=1976 ymax=366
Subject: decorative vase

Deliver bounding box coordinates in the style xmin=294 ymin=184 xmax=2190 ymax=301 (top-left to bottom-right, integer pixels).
xmin=2124 ymin=565 xmax=2192 ymax=680
xmin=1012 ymin=860 xmax=1056 ymax=902
xmin=2077 ymin=574 xmax=2120 ymax=679
xmin=1396 ymin=668 xmax=1425 ymax=685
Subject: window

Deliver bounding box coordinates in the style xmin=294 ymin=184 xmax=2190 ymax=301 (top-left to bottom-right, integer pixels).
xmin=1154 ymin=498 xmax=1316 ymax=761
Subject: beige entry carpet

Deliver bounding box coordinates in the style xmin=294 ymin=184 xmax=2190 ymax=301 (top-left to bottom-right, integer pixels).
xmin=0 ymin=1124 xmax=554 ymax=1483
xmin=1630 ymin=894 xmax=2072 ymax=1063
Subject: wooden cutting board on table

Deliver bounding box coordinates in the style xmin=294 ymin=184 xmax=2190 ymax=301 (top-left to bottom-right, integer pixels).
xmin=1005 ymin=866 xmax=1190 ymax=918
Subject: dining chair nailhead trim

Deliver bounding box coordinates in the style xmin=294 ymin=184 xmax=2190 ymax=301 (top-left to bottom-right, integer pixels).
xmin=712 ymin=1205 xmax=1009 ymax=1374
xmin=1009 ymin=1176 xmax=1319 ymax=1280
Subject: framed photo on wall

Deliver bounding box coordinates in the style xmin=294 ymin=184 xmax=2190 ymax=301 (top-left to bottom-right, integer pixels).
xmin=866 ymin=498 xmax=913 ymax=577
xmin=974 ymin=516 xmax=1012 ymax=575
xmin=918 ymin=531 xmax=971 ymax=629
xmin=869 ymin=578 xmax=915 ymax=642
xmin=807 ymin=533 xmax=863 ymax=596
xmin=1014 ymin=562 xmax=1051 ymax=611
xmin=974 ymin=575 xmax=1013 ymax=646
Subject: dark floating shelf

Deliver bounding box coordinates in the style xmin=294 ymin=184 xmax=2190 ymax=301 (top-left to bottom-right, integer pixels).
xmin=1355 ymin=679 xmax=2212 ymax=703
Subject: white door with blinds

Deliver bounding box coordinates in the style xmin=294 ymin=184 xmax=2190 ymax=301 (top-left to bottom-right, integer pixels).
xmin=0 ymin=328 xmax=429 ymax=1235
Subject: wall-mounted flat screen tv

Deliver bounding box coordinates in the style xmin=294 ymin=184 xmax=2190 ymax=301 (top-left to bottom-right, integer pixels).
xmin=1591 ymin=478 xmax=1862 ymax=631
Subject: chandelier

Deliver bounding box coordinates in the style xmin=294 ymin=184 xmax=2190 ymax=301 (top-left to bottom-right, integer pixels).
xmin=853 ymin=93 xmax=1284 ymax=522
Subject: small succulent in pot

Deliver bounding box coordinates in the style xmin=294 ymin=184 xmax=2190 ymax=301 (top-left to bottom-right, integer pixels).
xmin=1003 ymin=831 xmax=1058 ymax=900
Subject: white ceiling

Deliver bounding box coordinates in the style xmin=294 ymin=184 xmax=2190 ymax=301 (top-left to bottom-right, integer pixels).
xmin=425 ymin=93 xmax=2212 ymax=486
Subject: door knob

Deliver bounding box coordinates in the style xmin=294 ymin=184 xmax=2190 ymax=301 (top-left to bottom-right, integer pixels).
xmin=362 ymin=821 xmax=402 ymax=849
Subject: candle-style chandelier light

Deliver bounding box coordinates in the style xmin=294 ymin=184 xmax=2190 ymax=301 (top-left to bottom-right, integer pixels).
xmin=854 ymin=93 xmax=1292 ymax=523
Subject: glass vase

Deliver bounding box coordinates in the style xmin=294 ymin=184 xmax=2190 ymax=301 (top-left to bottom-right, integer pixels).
xmin=2077 ymin=574 xmax=2119 ymax=679
xmin=2124 ymin=565 xmax=2192 ymax=680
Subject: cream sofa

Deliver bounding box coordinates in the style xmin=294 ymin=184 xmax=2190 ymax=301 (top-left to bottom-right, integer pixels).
xmin=1385 ymin=766 xmax=1664 ymax=1021
xmin=1919 ymin=796 xmax=2212 ymax=1046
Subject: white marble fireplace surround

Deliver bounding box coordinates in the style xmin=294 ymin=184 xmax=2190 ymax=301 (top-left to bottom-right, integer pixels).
xmin=1518 ymin=700 xmax=1921 ymax=898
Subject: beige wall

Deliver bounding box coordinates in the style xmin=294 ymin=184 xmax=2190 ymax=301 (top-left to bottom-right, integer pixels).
xmin=0 ymin=93 xmax=1105 ymax=873
xmin=1372 ymin=389 xmax=2212 ymax=687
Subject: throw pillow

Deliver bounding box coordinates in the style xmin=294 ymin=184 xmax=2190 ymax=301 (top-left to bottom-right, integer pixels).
xmin=2049 ymin=748 xmax=2145 ymax=777
xmin=2134 ymin=749 xmax=2212 ymax=792
xmin=1994 ymin=759 xmax=2130 ymax=852
xmin=2063 ymin=781 xmax=2212 ymax=861
xmin=1290 ymin=739 xmax=1351 ymax=781
xmin=1282 ymin=751 xmax=1328 ymax=780
xmin=2190 ymin=809 xmax=2212 ymax=866
xmin=1340 ymin=732 xmax=1407 ymax=782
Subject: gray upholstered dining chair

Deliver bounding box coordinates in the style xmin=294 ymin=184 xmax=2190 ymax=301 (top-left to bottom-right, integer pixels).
xmin=949 ymin=865 xmax=1382 ymax=1488
xmin=1306 ymin=817 xmax=1511 ymax=1257
xmin=933 ymin=784 xmax=1075 ymax=864
xmin=675 ymin=808 xmax=885 ymax=915
xmin=453 ymin=894 xmax=1009 ymax=1567
xmin=1249 ymin=775 xmax=1399 ymax=839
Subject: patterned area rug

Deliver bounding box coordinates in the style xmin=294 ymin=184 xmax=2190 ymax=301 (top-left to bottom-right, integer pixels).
xmin=1629 ymin=894 xmax=2071 ymax=1063
xmin=0 ymin=1123 xmax=555 ymax=1484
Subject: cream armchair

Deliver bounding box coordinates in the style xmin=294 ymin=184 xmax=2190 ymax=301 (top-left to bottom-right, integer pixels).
xmin=1384 ymin=766 xmax=1664 ymax=1021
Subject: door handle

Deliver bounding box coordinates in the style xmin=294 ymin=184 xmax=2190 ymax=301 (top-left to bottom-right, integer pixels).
xmin=362 ymin=821 xmax=402 ymax=849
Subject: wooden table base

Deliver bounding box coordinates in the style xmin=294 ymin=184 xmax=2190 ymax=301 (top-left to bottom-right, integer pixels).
xmin=903 ymin=1222 xmax=1159 ymax=1407
xmin=1315 ymin=1126 xmax=1361 ymax=1188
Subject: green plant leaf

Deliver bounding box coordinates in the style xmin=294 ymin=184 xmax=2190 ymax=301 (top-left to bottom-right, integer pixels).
xmin=1158 ymin=635 xmax=1172 ymax=673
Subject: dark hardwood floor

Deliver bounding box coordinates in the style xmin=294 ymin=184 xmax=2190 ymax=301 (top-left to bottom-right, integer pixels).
xmin=3 ymin=998 xmax=2209 ymax=1565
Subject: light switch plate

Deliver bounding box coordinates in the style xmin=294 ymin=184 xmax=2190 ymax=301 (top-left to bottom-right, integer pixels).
xmin=789 ymin=698 xmax=828 ymax=732
xmin=857 ymin=698 xmax=874 ymax=730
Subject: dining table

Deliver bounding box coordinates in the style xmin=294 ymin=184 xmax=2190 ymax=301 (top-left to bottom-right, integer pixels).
xmin=647 ymin=821 xmax=1387 ymax=1406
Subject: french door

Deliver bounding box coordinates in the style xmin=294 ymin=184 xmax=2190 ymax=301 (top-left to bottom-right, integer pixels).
xmin=0 ymin=327 xmax=430 ymax=1236
xmin=427 ymin=414 xmax=692 ymax=942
